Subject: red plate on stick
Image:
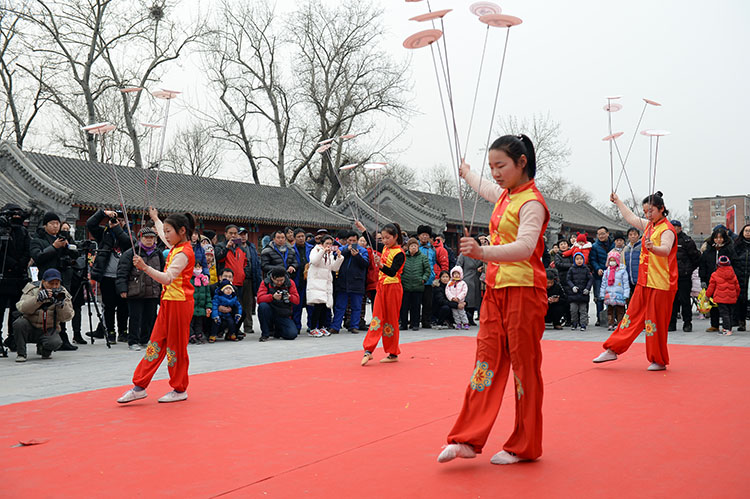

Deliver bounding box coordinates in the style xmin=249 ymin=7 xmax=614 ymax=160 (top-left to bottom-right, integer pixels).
xmin=403 ymin=29 xmax=443 ymax=49
xmin=470 ymin=2 xmax=502 ymax=17
xmin=339 ymin=133 xmax=359 ymax=140
xmin=602 ymin=132 xmax=624 ymax=141
xmin=479 ymin=14 xmax=523 ymax=28
xmin=641 ymin=129 xmax=670 ymax=137
xmin=643 ymin=98 xmax=662 ymax=106
xmin=606 ymin=95 xmax=622 ymax=100
xmin=340 ymin=163 xmax=359 ymax=171
xmin=316 ymin=144 xmax=332 ymax=154
xmin=82 ymin=122 xmax=115 ymax=135
xmin=603 ymin=103 xmax=622 ymax=112
xmin=152 ymin=89 xmax=180 ymax=100
xmin=318 ymin=138 xmax=335 ymax=145
xmin=141 ymin=122 xmax=162 ymax=129
xmin=120 ymin=87 xmax=143 ymax=93
xmin=410 ymin=9 xmax=452 ymax=22
xmin=364 ymin=162 xmax=387 ymax=170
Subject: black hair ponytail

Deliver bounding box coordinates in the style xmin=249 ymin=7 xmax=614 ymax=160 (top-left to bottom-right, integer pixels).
xmin=641 ymin=191 xmax=669 ymax=217
xmin=489 ymin=133 xmax=537 ymax=179
xmin=164 ymin=212 xmax=196 ymax=239
xmin=381 ymin=222 xmax=402 ymax=245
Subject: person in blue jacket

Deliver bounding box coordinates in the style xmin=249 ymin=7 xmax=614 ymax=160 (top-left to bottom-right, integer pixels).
xmin=590 ymin=226 xmax=614 ymax=326
xmin=623 ymin=227 xmax=642 ymax=294
xmin=331 ymin=231 xmax=369 ymax=334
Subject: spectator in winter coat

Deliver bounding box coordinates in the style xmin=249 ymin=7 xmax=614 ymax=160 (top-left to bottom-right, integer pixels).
xmin=85 ymin=208 xmax=132 ymax=343
xmin=210 ymin=280 xmax=243 ymax=342
xmin=699 ymin=225 xmax=737 ymax=331
xmin=291 ymin=228 xmax=309 ymax=332
xmin=400 ymin=238 xmax=430 ymax=331
xmin=434 ymin=234 xmax=456 ymax=271
xmin=256 ymin=267 xmax=300 ymax=341
xmin=432 ymin=270 xmax=457 ymax=329
xmin=306 ymin=236 xmax=343 ymax=336
xmin=599 ymin=250 xmax=630 ymax=331
xmin=189 ymin=263 xmax=211 ymax=344
xmin=706 ymin=255 xmax=740 ymax=335
xmin=456 ymin=250 xmax=483 ymax=325
xmin=562 ymin=232 xmax=592 ymax=264
xmin=261 ymin=230 xmax=298 ymax=277
xmin=445 ymin=266 xmax=469 ymax=329
xmin=590 ymin=226 xmax=614 ymax=326
xmin=417 ymin=225 xmax=438 ymax=328
xmin=553 ymin=239 xmax=574 ymax=286
xmin=733 ymin=224 xmax=750 ymax=331
xmin=669 ymin=220 xmax=701 ymax=332
xmin=238 ymin=227 xmax=262 ymax=335
xmin=190 ymin=231 xmax=209 ymax=275
xmin=623 ymin=227 xmax=642 ymax=289
xmin=545 ymin=269 xmax=567 ymax=329
xmin=214 ymin=225 xmax=251 ymax=302
xmin=612 ymin=233 xmax=626 ymax=256
xmin=116 ymin=227 xmax=164 ymax=350
xmin=331 ymin=231 xmax=369 ymax=334
xmin=567 ymin=252 xmax=594 ymax=330
xmin=205 ymin=246 xmax=218 ymax=285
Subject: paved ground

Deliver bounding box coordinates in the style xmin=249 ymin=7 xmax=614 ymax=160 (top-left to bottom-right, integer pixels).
xmin=1 ymin=310 xmax=747 ymax=406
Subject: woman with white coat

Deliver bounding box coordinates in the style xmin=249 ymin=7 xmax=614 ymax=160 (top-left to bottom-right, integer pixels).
xmin=306 ymin=235 xmax=343 ymax=337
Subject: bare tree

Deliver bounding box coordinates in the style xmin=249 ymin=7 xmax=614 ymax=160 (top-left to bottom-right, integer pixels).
xmin=287 ymin=0 xmax=410 ymax=204
xmin=163 ymin=123 xmax=222 ymax=177
xmin=0 ymin=10 xmax=46 ymax=148
xmin=203 ymin=0 xmax=290 ymax=185
xmin=496 ymin=112 xmax=572 ymax=197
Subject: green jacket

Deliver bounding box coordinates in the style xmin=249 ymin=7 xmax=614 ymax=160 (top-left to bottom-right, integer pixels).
xmin=192 ymin=276 xmax=212 ymax=316
xmin=401 ymin=251 xmax=431 ymax=292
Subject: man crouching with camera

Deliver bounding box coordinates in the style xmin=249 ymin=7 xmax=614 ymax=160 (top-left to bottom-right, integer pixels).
xmin=256 ymin=267 xmax=300 ymax=342
xmin=13 ymin=268 xmax=74 ymax=362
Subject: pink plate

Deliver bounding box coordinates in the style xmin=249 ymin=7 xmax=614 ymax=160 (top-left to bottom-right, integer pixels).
xmin=602 ymin=132 xmax=624 ymax=141
xmin=410 ymin=9 xmax=452 ymax=22
xmin=603 ymin=103 xmax=622 ymax=112
xmin=643 ymin=98 xmax=662 ymax=106
xmin=640 ymin=129 xmax=670 ymax=137
xmin=404 ymin=0 xmax=423 ymax=2
xmin=141 ymin=122 xmax=162 ymax=129
xmin=403 ymin=29 xmax=443 ymax=49
xmin=82 ymin=122 xmax=115 ymax=134
xmin=152 ymin=89 xmax=180 ymax=100
xmin=479 ymin=14 xmax=523 ymax=28
xmin=318 ymin=138 xmax=335 ymax=145
xmin=339 ymin=133 xmax=359 ymax=140
xmin=364 ymin=162 xmax=387 ymax=170
xmin=120 ymin=87 xmax=143 ymax=93
xmin=470 ymin=2 xmax=502 ymax=17
xmin=606 ymin=95 xmax=622 ymax=100
xmin=316 ymin=144 xmax=332 ymax=154
xmin=340 ymin=163 xmax=359 ymax=171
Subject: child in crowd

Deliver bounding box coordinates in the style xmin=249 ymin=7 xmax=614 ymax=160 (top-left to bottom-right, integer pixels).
xmin=432 ymin=270 xmax=455 ymax=329
xmin=562 ymin=233 xmax=592 ymax=264
xmin=190 ymin=262 xmax=211 ymax=344
xmin=545 ymin=269 xmax=567 ymax=330
xmin=706 ymin=255 xmax=740 ymax=335
xmin=567 ymin=252 xmax=593 ymax=331
xmin=210 ymin=280 xmax=243 ymax=342
xmin=612 ymin=233 xmax=626 ymax=256
xmin=599 ymin=250 xmax=630 ymax=331
xmin=446 ymin=266 xmax=470 ymax=330
xmin=205 ymin=246 xmax=218 ymax=285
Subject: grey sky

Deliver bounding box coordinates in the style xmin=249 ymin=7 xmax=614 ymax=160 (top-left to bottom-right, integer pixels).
xmin=163 ymin=0 xmax=749 ymax=218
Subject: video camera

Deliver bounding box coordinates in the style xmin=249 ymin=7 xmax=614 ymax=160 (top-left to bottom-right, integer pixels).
xmin=0 ymin=207 xmax=29 ymax=236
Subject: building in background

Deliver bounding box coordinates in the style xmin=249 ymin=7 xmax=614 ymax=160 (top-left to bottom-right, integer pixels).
xmin=689 ymin=195 xmax=750 ymax=238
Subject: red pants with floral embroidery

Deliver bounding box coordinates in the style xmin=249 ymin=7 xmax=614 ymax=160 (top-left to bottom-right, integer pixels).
xmin=363 ymin=282 xmax=402 ymax=356
xmin=447 ymin=287 xmax=546 ymax=459
xmin=132 ymin=299 xmax=193 ymax=392
xmin=603 ymin=284 xmax=676 ymax=365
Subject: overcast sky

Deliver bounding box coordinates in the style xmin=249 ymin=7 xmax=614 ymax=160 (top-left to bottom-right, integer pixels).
xmin=165 ymin=0 xmax=749 ymax=219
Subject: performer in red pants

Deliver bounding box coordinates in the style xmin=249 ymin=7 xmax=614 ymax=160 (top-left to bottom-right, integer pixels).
xmin=361 ymin=223 xmax=405 ymax=366
xmin=593 ymin=191 xmax=677 ymax=370
xmin=117 ymin=209 xmax=196 ymax=404
xmin=438 ymin=135 xmax=550 ymax=466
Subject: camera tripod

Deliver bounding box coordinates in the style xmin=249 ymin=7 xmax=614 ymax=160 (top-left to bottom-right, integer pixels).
xmin=71 ymin=244 xmax=111 ymax=349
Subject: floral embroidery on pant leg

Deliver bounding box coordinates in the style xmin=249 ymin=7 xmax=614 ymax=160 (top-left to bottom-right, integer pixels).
xmin=369 ymin=317 xmax=381 ymax=331
xmin=383 ymin=323 xmax=394 ymax=337
xmin=166 ymin=347 xmax=176 ymax=367
xmin=144 ymin=341 xmax=161 ymax=362
xmin=644 ymin=320 xmax=656 ymax=337
xmin=514 ymin=372 xmax=524 ymax=400
xmin=470 ymin=361 xmax=494 ymax=392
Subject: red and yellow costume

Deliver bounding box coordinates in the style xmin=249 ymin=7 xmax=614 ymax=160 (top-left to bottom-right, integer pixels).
xmin=447 ymin=179 xmax=549 ymax=460
xmin=363 ymin=245 xmax=404 ymax=356
xmin=603 ymin=218 xmax=677 ymax=365
xmin=133 ymin=241 xmax=195 ymax=392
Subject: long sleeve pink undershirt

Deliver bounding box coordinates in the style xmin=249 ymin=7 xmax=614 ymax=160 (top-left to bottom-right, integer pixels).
xmin=463 ymin=169 xmax=546 ymax=263
xmin=143 ymin=218 xmax=187 ymax=285
xmin=618 ymin=202 xmax=674 ymax=256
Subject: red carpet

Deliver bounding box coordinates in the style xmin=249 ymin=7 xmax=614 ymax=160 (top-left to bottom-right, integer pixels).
xmin=2 ymin=337 xmax=748 ymax=498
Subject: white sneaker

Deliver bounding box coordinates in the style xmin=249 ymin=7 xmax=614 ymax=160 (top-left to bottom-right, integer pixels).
xmin=117 ymin=388 xmax=147 ymax=404
xmin=593 ymin=349 xmax=618 ymax=363
xmin=321 ymin=328 xmax=331 ymax=336
xmin=128 ymin=344 xmax=141 ymax=351
xmin=490 ymin=450 xmax=523 ymax=465
xmin=647 ymin=362 xmax=666 ymax=371
xmin=437 ymin=443 xmax=477 ymax=463
xmin=158 ymin=390 xmax=188 ymax=403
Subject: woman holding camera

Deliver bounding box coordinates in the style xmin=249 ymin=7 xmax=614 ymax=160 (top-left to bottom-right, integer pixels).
xmin=305 ymin=235 xmax=343 ymax=337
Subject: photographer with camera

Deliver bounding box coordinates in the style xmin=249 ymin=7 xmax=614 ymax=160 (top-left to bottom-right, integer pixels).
xmin=256 ymin=267 xmax=300 ymax=342
xmin=0 ymin=203 xmax=31 ymax=353
xmin=29 ymin=212 xmax=79 ymax=351
xmin=86 ymin=208 xmax=134 ymax=344
xmin=13 ymin=268 xmax=74 ymax=362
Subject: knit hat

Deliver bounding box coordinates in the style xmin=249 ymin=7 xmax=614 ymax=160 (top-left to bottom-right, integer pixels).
xmin=613 ymin=232 xmax=625 ymax=242
xmin=139 ymin=226 xmax=157 ymax=237
xmin=406 ymin=237 xmax=419 ymax=248
xmin=718 ymin=255 xmax=731 ymax=266
xmin=606 ymin=250 xmax=621 ymax=265
xmin=42 ymin=212 xmax=60 ymax=225
xmin=204 ymin=245 xmax=214 ymax=255
xmin=220 ymin=281 xmax=235 ymax=293
xmin=576 ymin=232 xmax=587 ymax=244
xmin=573 ymin=251 xmax=585 ymax=262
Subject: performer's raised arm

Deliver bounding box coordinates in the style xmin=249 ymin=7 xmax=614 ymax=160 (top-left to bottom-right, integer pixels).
xmin=610 ymin=192 xmax=647 ymax=232
xmin=459 ymin=160 xmax=502 ymax=203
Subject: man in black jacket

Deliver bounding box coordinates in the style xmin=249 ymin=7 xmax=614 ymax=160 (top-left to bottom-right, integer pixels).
xmin=669 ymin=220 xmax=700 ymax=332
xmin=0 ymin=203 xmax=30 ymax=351
xmin=86 ymin=208 xmax=133 ymax=343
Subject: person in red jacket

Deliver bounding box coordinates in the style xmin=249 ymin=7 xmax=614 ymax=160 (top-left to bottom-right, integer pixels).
xmin=256 ymin=267 xmax=300 ymax=341
xmin=562 ymin=232 xmax=592 ymax=264
xmin=706 ymin=255 xmax=740 ymax=335
xmin=432 ymin=234 xmax=450 ymax=276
